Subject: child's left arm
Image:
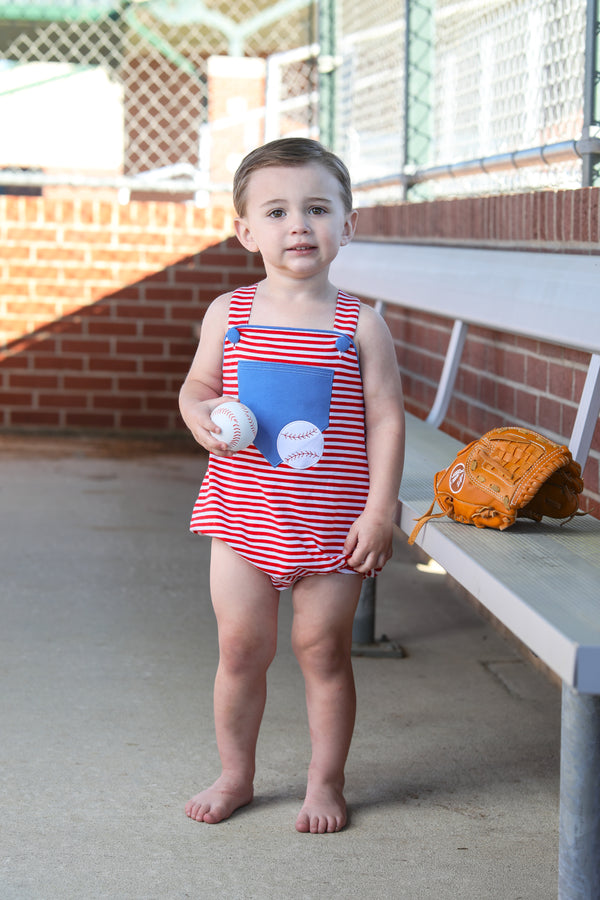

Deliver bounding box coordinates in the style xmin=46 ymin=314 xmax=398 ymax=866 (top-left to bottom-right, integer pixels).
xmin=344 ymin=304 xmax=405 ymax=574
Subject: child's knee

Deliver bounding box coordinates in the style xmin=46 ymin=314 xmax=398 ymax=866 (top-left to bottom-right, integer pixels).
xmin=292 ymin=629 xmax=349 ymax=675
xmin=219 ymin=627 xmax=277 ymax=675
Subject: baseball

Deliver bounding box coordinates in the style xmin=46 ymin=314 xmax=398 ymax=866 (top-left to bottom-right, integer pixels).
xmin=277 ymin=420 xmax=324 ymax=469
xmin=210 ymin=401 xmax=258 ymax=452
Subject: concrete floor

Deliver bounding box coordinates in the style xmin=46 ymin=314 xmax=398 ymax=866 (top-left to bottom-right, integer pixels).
xmin=0 ymin=435 xmax=561 ymax=899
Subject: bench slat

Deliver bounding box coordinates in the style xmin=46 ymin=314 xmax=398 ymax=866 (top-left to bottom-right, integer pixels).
xmin=330 ymin=242 xmax=600 ymax=355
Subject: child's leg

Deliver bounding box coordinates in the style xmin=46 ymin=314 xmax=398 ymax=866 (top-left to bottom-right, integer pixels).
xmin=186 ymin=538 xmax=279 ymax=824
xmin=291 ymin=572 xmax=362 ymax=834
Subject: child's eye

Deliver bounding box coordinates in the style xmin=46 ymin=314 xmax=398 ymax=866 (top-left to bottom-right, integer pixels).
xmin=268 ymin=209 xmax=285 ymax=218
xmin=309 ymin=206 xmax=327 ymax=215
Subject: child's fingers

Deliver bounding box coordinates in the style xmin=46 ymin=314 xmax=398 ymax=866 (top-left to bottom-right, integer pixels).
xmin=343 ymin=522 xmax=359 ymax=556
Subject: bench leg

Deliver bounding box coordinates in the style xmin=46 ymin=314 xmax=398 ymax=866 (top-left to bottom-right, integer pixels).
xmin=352 ymin=575 xmax=376 ymax=644
xmin=351 ymin=577 xmax=406 ymax=658
xmin=558 ymin=684 xmax=600 ymax=899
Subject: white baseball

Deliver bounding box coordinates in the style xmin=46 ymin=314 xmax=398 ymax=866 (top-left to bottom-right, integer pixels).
xmin=277 ymin=420 xmax=324 ymax=469
xmin=210 ymin=401 xmax=257 ymax=452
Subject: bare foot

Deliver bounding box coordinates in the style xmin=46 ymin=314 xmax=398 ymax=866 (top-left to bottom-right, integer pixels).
xmin=185 ymin=776 xmax=253 ymax=824
xmin=295 ymin=782 xmax=347 ymax=834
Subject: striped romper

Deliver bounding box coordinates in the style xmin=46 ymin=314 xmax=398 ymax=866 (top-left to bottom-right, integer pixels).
xmin=190 ymin=284 xmax=371 ymax=591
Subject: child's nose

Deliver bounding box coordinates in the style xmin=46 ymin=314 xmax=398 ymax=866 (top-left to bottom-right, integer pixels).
xmin=290 ymin=213 xmax=310 ymax=232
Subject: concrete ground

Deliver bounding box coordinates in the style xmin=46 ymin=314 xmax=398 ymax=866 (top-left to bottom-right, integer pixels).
xmin=0 ymin=435 xmax=561 ymax=900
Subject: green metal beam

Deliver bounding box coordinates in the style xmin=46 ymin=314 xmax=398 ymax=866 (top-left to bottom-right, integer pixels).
xmin=0 ymin=2 xmax=115 ymax=21
xmin=318 ymin=0 xmax=335 ymax=148
xmin=404 ymin=0 xmax=434 ymax=196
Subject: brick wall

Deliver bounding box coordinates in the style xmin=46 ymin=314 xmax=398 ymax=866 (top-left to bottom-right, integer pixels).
xmin=355 ymin=187 xmax=600 ymax=516
xmin=1 ymin=187 xmax=598 ymax=514
xmin=0 ymin=196 xmax=264 ymax=433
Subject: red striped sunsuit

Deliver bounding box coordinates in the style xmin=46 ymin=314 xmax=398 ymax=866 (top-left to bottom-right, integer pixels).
xmin=190 ymin=284 xmax=371 ymax=590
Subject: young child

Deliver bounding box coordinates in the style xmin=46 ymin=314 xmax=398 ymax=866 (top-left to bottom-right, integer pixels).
xmin=179 ymin=137 xmax=405 ymax=834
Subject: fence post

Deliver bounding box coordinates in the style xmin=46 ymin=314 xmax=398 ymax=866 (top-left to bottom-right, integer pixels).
xmin=582 ymin=0 xmax=600 ymax=186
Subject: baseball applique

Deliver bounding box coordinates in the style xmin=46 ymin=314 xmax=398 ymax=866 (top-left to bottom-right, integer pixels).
xmin=277 ymin=420 xmax=324 ymax=469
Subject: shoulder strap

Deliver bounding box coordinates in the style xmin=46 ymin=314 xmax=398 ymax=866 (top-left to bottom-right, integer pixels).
xmin=333 ymin=291 xmax=361 ymax=337
xmin=227 ymin=284 xmax=257 ymax=327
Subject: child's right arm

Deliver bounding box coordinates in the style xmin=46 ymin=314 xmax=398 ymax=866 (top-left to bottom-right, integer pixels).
xmin=178 ymin=293 xmax=236 ymax=456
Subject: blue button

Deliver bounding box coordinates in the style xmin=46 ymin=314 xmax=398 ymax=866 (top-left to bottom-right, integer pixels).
xmin=335 ymin=335 xmax=351 ymax=354
xmin=226 ymin=327 xmax=241 ymax=344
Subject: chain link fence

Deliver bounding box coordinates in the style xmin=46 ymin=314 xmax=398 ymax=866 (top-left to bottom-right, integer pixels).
xmin=0 ymin=0 xmax=318 ymax=199
xmin=0 ymin=0 xmax=598 ymax=201
xmin=339 ymin=0 xmax=598 ymax=203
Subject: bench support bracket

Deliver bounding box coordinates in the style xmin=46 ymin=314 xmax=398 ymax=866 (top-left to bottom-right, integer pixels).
xmin=559 ymin=684 xmax=600 ymax=898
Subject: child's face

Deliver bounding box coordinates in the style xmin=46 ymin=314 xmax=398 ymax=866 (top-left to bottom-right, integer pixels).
xmin=234 ymin=163 xmax=357 ymax=279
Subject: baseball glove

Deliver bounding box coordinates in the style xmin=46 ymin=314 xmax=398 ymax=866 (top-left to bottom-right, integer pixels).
xmin=408 ymin=426 xmax=584 ymax=545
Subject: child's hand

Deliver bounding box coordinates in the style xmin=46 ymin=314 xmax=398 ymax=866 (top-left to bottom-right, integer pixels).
xmin=343 ymin=511 xmax=394 ymax=574
xmin=186 ymin=396 xmax=239 ymax=456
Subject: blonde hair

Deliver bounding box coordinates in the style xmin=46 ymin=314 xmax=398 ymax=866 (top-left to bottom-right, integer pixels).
xmin=233 ymin=138 xmax=353 ymax=216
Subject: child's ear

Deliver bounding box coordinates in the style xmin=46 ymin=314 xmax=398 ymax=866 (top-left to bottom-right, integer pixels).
xmin=234 ymin=217 xmax=259 ymax=252
xmin=340 ymin=209 xmax=359 ymax=246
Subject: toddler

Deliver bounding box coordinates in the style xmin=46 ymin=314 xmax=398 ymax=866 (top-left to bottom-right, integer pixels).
xmin=179 ymin=137 xmax=405 ymax=833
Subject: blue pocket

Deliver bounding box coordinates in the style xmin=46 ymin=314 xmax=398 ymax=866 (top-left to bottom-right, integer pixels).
xmin=237 ymin=360 xmax=334 ymax=466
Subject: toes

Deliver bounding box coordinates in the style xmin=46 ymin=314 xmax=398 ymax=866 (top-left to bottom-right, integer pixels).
xmin=310 ymin=815 xmax=334 ymax=834
xmin=297 ymin=810 xmax=345 ymax=834
xmin=295 ymin=811 xmax=310 ymax=833
xmin=185 ymin=801 xmax=208 ymax=822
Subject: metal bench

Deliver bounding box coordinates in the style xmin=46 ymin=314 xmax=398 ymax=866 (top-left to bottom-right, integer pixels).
xmin=330 ymin=241 xmax=600 ymax=900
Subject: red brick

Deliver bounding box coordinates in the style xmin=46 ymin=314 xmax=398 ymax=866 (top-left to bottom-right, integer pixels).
xmin=145 ymin=287 xmax=195 ymax=303
xmin=515 ymin=387 xmax=537 ymax=423
xmin=93 ymin=394 xmax=142 ymax=410
xmin=64 ymin=375 xmax=112 ymax=391
xmin=115 ymin=339 xmax=165 ymax=356
xmin=538 ymin=396 xmax=562 ymax=435
xmin=39 ymin=392 xmax=87 ymax=408
xmin=60 ymin=338 xmax=111 ymax=355
xmin=33 ymin=355 xmax=84 ymax=371
xmin=590 ymin=189 xmax=599 ymax=243
xmin=65 ymin=412 xmax=116 ymax=428
xmin=146 ymin=395 xmax=178 ymax=411
xmin=170 ymin=304 xmax=206 ymax=321
xmin=0 ymin=390 xmax=32 ymax=406
xmin=10 ymin=410 xmax=61 ymax=426
xmin=562 ymin=402 xmax=578 ymax=438
xmin=120 ymin=413 xmax=170 ymax=429
xmin=5 ymin=226 xmax=59 ymax=243
xmin=0 ymin=244 xmax=30 ymax=260
xmin=143 ymin=321 xmax=195 ymax=339
xmin=526 ymin=356 xmax=548 ymax=390
xmin=36 ymin=246 xmax=87 ymax=262
xmin=497 ymin=382 xmax=516 ymax=416
xmin=142 ymin=358 xmax=189 ymax=375
xmin=118 ymin=376 xmax=169 ymax=392
xmin=478 ymin=374 xmax=498 ymax=407
xmin=112 ymin=303 xmax=166 ymax=319
xmin=501 ymin=348 xmax=526 ymax=382
xmin=87 ymin=321 xmax=138 ymax=337
xmin=549 ymin=360 xmax=575 ymax=400
xmin=88 ymin=356 xmax=138 ymax=373
xmin=572 ymin=190 xmax=587 ymax=243
xmin=33 ymin=283 xmax=87 ymax=300
xmin=169 ymin=340 xmax=196 ymax=358
xmin=9 ymin=373 xmax=59 ymax=389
